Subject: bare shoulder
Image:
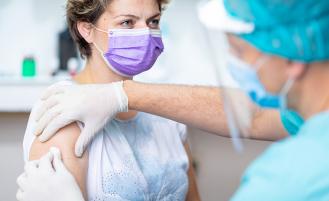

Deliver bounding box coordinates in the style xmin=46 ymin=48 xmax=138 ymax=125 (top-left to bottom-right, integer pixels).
xmin=30 ymin=123 xmax=83 ymax=160
xmin=29 ymin=123 xmax=88 ymax=197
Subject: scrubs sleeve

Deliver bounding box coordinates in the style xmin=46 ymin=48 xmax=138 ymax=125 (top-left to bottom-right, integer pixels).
xmin=230 ymin=144 xmax=302 ymax=201
xmin=231 ymin=113 xmax=329 ymax=201
xmin=280 ymin=110 xmax=304 ymax=136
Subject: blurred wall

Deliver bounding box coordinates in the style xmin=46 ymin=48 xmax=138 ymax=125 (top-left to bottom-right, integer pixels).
xmin=188 ymin=129 xmax=270 ymax=200
xmin=0 ymin=113 xmax=28 ymax=201
xmin=0 ymin=0 xmax=66 ymax=76
xmin=0 ymin=0 xmax=220 ymax=84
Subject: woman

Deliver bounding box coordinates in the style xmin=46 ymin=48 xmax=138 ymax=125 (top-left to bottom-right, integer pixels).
xmin=22 ymin=0 xmax=200 ymax=200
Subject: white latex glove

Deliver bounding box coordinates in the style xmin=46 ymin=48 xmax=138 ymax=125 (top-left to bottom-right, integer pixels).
xmin=34 ymin=81 xmax=128 ymax=157
xmin=16 ymin=147 xmax=85 ymax=201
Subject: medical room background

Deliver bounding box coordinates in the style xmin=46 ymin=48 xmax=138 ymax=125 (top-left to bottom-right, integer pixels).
xmin=0 ymin=0 xmax=271 ymax=200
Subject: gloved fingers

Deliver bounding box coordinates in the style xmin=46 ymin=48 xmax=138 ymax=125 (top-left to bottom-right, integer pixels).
xmin=38 ymin=114 xmax=74 ymax=143
xmin=16 ymin=173 xmax=28 ymax=189
xmin=51 ymin=147 xmax=67 ymax=172
xmin=38 ymin=150 xmax=55 ymax=173
xmin=34 ymin=94 xmax=62 ymax=122
xmin=112 ymin=81 xmax=129 ymax=113
xmin=24 ymin=160 xmax=39 ymax=177
xmin=40 ymin=84 xmax=66 ymax=100
xmin=75 ymin=124 xmax=95 ymax=157
xmin=16 ymin=188 xmax=24 ymax=201
xmin=49 ymin=147 xmax=62 ymax=159
xmin=34 ymin=105 xmax=62 ymax=137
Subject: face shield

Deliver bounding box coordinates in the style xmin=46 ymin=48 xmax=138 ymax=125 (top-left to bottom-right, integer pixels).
xmin=197 ymin=0 xmax=329 ymax=151
xmin=197 ymin=0 xmax=260 ymax=152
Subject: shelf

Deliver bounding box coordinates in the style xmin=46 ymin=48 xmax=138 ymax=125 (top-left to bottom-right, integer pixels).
xmin=0 ymin=76 xmax=68 ymax=113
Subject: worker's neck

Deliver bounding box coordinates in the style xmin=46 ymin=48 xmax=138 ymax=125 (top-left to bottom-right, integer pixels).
xmin=73 ymin=55 xmax=138 ymax=121
xmin=292 ymin=62 xmax=329 ymax=120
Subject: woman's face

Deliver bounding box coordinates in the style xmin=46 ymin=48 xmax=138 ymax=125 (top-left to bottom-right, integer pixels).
xmin=91 ymin=0 xmax=162 ymax=54
xmin=227 ymin=34 xmax=293 ymax=94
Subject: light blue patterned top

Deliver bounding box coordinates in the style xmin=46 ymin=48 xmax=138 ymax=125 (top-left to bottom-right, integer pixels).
xmin=86 ymin=112 xmax=189 ymax=201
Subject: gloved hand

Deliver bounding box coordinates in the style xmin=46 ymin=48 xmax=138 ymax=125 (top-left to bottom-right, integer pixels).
xmin=16 ymin=147 xmax=85 ymax=201
xmin=34 ymin=81 xmax=128 ymax=157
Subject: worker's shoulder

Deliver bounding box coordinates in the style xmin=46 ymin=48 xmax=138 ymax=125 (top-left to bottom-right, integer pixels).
xmin=244 ymin=133 xmax=329 ymax=187
xmin=261 ymin=112 xmax=329 ymax=165
xmin=238 ymin=134 xmax=329 ymax=201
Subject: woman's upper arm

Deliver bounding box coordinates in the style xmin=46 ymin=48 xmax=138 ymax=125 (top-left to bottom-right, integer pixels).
xmin=29 ymin=123 xmax=88 ymax=198
xmin=184 ymin=143 xmax=201 ymax=201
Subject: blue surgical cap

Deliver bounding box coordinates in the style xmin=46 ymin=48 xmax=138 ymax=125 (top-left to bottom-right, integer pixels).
xmin=224 ymin=0 xmax=329 ymax=63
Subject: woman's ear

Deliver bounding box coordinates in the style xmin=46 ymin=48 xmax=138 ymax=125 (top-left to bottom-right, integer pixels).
xmin=287 ymin=61 xmax=307 ymax=80
xmin=77 ymin=22 xmax=94 ymax=43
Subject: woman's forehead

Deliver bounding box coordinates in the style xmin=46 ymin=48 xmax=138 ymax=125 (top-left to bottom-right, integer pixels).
xmin=106 ymin=0 xmax=161 ymax=16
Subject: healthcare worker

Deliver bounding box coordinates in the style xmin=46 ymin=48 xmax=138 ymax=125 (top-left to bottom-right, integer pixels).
xmin=17 ymin=0 xmax=329 ymax=200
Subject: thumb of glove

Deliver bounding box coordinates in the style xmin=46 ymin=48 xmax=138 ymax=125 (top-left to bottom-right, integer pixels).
xmin=50 ymin=147 xmax=67 ymax=172
xmin=75 ymin=123 xmax=96 ymax=158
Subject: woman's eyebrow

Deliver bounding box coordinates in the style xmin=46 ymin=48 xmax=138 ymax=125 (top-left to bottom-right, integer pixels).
xmin=113 ymin=13 xmax=161 ymax=20
xmin=114 ymin=14 xmax=139 ymax=19
xmin=147 ymin=13 xmax=161 ymax=20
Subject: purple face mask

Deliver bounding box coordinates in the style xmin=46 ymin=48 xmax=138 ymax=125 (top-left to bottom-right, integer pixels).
xmin=94 ymin=28 xmax=164 ymax=77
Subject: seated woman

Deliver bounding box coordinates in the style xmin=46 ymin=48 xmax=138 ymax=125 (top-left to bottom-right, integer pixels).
xmin=23 ymin=0 xmax=200 ymax=200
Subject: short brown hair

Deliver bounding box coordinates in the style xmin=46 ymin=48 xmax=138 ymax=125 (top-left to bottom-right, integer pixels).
xmin=67 ymin=0 xmax=169 ymax=58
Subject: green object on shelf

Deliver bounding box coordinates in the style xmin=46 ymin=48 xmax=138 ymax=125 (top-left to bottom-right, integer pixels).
xmin=22 ymin=57 xmax=36 ymax=77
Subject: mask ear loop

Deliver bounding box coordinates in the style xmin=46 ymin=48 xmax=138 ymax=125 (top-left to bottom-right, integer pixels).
xmin=91 ymin=24 xmax=109 ymax=34
xmin=92 ymin=41 xmax=115 ymax=70
xmin=254 ymin=55 xmax=295 ymax=110
xmin=90 ymin=28 xmax=109 ymax=68
xmin=254 ymin=56 xmax=270 ymax=71
xmin=279 ymin=78 xmax=295 ymax=111
xmin=90 ymin=24 xmax=108 ymax=55
xmin=93 ymin=42 xmax=104 ymax=55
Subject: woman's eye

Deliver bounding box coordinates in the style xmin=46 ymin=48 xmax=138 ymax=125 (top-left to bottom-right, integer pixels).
xmin=149 ymin=19 xmax=160 ymax=28
xmin=121 ymin=20 xmax=133 ymax=28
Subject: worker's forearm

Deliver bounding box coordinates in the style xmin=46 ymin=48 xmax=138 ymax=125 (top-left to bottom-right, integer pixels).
xmin=124 ymin=80 xmax=228 ymax=136
xmin=123 ymin=80 xmax=288 ymax=141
